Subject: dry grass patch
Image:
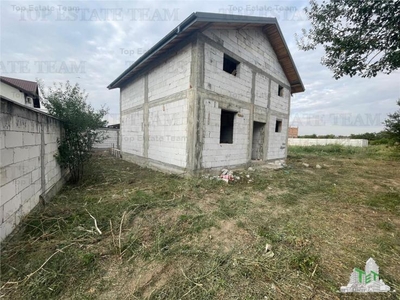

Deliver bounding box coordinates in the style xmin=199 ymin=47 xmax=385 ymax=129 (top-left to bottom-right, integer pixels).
xmin=1 ymin=146 xmax=399 ymax=299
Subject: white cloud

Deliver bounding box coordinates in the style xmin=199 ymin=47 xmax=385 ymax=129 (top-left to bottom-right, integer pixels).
xmin=1 ymin=0 xmax=399 ymax=135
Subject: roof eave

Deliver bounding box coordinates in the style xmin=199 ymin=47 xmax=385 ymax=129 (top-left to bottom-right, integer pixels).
xmin=262 ymin=23 xmax=305 ymax=94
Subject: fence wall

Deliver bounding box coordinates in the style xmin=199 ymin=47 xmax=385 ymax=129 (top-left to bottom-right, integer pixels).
xmin=93 ymin=128 xmax=120 ymax=149
xmin=0 ymin=99 xmax=67 ymax=242
xmin=288 ymin=138 xmax=368 ymax=147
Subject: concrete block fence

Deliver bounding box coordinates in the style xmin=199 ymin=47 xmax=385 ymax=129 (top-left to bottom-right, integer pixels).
xmin=0 ymin=99 xmax=67 ymax=242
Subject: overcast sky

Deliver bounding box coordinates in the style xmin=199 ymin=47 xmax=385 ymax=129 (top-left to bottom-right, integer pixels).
xmin=1 ymin=0 xmax=399 ymax=135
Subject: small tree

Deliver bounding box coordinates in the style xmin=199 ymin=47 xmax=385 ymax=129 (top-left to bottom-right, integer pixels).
xmin=384 ymin=99 xmax=400 ymax=144
xmin=297 ymin=0 xmax=400 ymax=79
xmin=41 ymin=81 xmax=108 ymax=183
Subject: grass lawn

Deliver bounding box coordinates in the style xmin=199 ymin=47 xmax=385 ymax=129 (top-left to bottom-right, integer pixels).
xmin=1 ymin=145 xmax=399 ymax=299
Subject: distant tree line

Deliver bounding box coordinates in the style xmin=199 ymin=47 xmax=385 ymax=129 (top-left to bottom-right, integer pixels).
xmin=349 ymin=132 xmax=394 ymax=145
xmin=298 ymin=100 xmax=400 ymax=146
xmin=298 ymin=132 xmax=395 ymax=145
xmin=299 ymin=134 xmax=338 ymax=139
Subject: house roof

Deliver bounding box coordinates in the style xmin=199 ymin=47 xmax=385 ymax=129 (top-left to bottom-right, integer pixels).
xmin=108 ymin=12 xmax=304 ymax=93
xmin=0 ymin=76 xmax=41 ymax=108
xmin=0 ymin=76 xmax=39 ymax=96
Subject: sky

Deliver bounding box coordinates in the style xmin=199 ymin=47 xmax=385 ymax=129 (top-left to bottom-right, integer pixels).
xmin=1 ymin=0 xmax=399 ymax=136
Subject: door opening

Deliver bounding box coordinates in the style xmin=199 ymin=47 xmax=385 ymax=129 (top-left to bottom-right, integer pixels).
xmin=252 ymin=122 xmax=265 ymax=160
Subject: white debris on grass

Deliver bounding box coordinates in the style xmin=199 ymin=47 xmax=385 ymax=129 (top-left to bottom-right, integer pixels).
xmin=264 ymin=243 xmax=274 ymax=258
xmin=203 ymin=167 xmax=256 ymax=183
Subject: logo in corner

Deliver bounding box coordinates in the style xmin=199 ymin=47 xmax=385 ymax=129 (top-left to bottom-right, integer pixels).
xmin=340 ymin=258 xmax=390 ymax=293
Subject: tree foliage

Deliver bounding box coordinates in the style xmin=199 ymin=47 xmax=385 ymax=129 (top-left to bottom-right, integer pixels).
xmin=350 ymin=131 xmax=393 ymax=145
xmin=384 ymin=99 xmax=400 ymax=144
xmin=297 ymin=0 xmax=400 ymax=78
xmin=298 ymin=132 xmax=394 ymax=145
xmin=40 ymin=81 xmax=108 ymax=183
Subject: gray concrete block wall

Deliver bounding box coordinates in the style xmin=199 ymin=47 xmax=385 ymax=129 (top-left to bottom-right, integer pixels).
xmin=270 ymin=82 xmax=290 ymax=114
xmin=0 ymin=99 xmax=65 ymax=242
xmin=121 ymin=78 xmax=145 ymax=111
xmin=254 ymin=73 xmax=269 ymax=108
xmin=266 ymin=116 xmax=288 ymax=160
xmin=148 ymin=99 xmax=188 ymax=168
xmin=204 ymin=43 xmax=252 ymax=102
xmin=203 ymin=28 xmax=289 ymax=86
xmin=93 ymin=129 xmax=120 ymax=149
xmin=148 ymin=44 xmax=191 ymax=102
xmin=119 ymin=43 xmax=192 ymax=171
xmin=201 ymin=27 xmax=291 ymax=168
xmin=121 ymin=110 xmax=144 ymax=156
xmin=44 ymin=119 xmax=62 ymax=188
xmin=201 ymin=99 xmax=250 ymax=168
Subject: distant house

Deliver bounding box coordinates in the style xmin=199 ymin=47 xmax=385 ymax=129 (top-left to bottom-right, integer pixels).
xmin=0 ymin=76 xmax=41 ymax=109
xmin=288 ymin=127 xmax=299 ymax=138
xmin=108 ymin=12 xmax=304 ymax=174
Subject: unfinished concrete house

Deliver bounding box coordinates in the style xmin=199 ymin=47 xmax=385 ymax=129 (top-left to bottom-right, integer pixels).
xmin=108 ymin=12 xmax=304 ymax=174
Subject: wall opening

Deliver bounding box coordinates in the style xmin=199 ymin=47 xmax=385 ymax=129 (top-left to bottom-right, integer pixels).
xmin=252 ymin=121 xmax=265 ymax=160
xmin=223 ymin=54 xmax=239 ymax=76
xmin=220 ymin=110 xmax=236 ymax=143
xmin=278 ymin=85 xmax=284 ymax=97
xmin=275 ymin=119 xmax=282 ymax=133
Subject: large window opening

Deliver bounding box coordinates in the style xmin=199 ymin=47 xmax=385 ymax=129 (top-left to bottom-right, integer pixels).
xmin=220 ymin=110 xmax=236 ymax=143
xmin=223 ymin=54 xmax=239 ymax=76
xmin=275 ymin=119 xmax=282 ymax=133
